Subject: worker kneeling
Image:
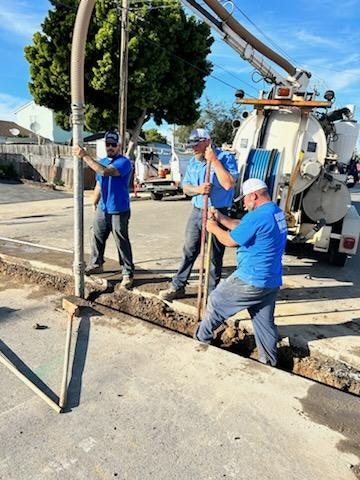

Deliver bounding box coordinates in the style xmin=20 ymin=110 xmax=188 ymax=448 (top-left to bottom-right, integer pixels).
xmin=195 ymin=178 xmax=287 ymax=366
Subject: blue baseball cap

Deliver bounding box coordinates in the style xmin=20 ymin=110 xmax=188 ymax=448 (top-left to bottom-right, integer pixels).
xmin=104 ymin=131 xmax=120 ymax=144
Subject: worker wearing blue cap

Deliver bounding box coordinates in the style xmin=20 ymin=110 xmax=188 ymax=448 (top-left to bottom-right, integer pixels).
xmin=73 ymin=131 xmax=134 ymax=289
xmin=159 ymin=128 xmax=238 ymax=301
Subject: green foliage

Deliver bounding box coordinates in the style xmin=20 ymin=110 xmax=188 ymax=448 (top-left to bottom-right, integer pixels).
xmin=174 ymin=125 xmax=193 ymax=143
xmin=143 ymin=128 xmax=167 ymax=144
xmin=25 ymin=0 xmax=213 ymax=133
xmin=175 ymin=99 xmax=244 ymax=146
xmin=199 ymin=98 xmax=243 ymax=145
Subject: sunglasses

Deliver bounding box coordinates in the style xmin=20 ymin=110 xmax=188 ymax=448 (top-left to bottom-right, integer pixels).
xmin=106 ymin=142 xmax=117 ymax=148
xmin=187 ymin=138 xmax=207 ymax=147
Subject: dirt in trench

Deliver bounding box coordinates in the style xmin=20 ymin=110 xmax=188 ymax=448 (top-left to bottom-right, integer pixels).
xmin=95 ymin=289 xmax=197 ymax=337
xmin=0 ymin=260 xmax=74 ymax=294
xmin=1 ymin=260 xmax=359 ymax=396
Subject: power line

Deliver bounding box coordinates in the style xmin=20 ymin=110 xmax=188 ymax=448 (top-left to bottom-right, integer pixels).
xmin=211 ymin=61 xmax=258 ymax=94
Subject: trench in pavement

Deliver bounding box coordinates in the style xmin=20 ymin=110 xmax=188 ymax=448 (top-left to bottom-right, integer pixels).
xmin=0 ymin=259 xmax=359 ymax=396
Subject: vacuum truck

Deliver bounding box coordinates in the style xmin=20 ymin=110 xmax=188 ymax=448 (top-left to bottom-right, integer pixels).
xmin=183 ymin=0 xmax=360 ymax=266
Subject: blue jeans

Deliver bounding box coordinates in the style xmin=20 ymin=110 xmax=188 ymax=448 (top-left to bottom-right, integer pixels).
xmin=90 ymin=207 xmax=134 ymax=276
xmin=195 ymin=274 xmax=279 ymax=366
xmin=172 ymin=207 xmax=227 ymax=292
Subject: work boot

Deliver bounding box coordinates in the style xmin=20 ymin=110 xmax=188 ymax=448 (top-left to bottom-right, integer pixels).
xmin=84 ymin=265 xmax=103 ymax=276
xmin=120 ymin=274 xmax=134 ymax=289
xmin=159 ymin=285 xmax=185 ymax=301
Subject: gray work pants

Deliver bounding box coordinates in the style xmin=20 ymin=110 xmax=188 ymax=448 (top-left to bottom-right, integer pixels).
xmin=90 ymin=207 xmax=134 ymax=276
xmin=172 ymin=207 xmax=227 ymax=292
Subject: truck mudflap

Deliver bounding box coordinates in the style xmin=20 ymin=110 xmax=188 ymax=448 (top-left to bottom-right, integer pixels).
xmin=338 ymin=205 xmax=360 ymax=254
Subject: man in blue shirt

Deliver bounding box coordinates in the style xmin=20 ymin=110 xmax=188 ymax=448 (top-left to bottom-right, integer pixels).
xmin=159 ymin=128 xmax=238 ymax=301
xmin=73 ymin=131 xmax=134 ymax=289
xmin=195 ymin=178 xmax=287 ymax=366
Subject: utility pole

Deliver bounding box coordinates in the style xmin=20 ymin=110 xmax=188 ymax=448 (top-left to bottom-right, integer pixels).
xmin=118 ymin=0 xmax=129 ymax=154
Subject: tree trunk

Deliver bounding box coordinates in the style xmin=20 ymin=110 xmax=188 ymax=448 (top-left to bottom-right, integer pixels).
xmin=126 ymin=109 xmax=147 ymax=159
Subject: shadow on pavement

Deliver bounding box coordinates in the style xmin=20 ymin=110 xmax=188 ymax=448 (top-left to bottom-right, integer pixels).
xmin=279 ymin=284 xmax=359 ymax=303
xmin=0 ymin=306 xmax=21 ymax=319
xmin=65 ymin=312 xmax=93 ymax=411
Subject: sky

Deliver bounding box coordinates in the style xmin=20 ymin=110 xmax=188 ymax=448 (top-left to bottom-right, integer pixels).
xmin=1 ymin=0 xmax=360 ymax=138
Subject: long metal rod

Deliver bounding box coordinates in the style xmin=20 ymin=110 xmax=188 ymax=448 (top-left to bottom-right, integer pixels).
xmin=72 ymin=108 xmax=85 ymax=297
xmin=0 ymin=352 xmax=61 ymax=414
xmin=59 ymin=314 xmax=74 ymax=410
xmin=202 ymin=231 xmax=213 ymax=313
xmin=196 ymin=160 xmax=212 ymax=322
xmin=0 ymin=236 xmax=73 ymax=254
xmin=70 ymin=0 xmax=96 ymax=298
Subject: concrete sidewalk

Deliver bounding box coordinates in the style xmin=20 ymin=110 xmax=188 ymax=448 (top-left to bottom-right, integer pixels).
xmin=0 ymin=280 xmax=359 ymax=480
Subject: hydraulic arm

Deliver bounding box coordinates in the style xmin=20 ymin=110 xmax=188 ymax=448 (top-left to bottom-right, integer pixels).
xmin=182 ymin=0 xmax=311 ymax=91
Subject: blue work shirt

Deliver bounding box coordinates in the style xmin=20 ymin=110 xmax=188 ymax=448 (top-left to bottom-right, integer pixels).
xmin=230 ymin=202 xmax=287 ymax=288
xmin=96 ymin=154 xmax=132 ymax=214
xmin=182 ymin=148 xmax=238 ymax=208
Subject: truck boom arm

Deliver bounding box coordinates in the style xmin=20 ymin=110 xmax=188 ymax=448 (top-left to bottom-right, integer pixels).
xmin=183 ymin=0 xmax=311 ymax=91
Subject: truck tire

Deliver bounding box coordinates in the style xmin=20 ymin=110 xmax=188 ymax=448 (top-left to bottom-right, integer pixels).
xmin=151 ymin=192 xmax=163 ymax=201
xmin=328 ymin=240 xmax=347 ymax=267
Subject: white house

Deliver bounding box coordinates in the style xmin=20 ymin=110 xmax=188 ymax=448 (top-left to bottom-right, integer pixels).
xmin=15 ymin=101 xmax=82 ymax=144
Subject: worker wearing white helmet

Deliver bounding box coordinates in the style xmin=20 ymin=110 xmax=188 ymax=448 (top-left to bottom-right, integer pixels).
xmin=195 ymin=178 xmax=287 ymax=366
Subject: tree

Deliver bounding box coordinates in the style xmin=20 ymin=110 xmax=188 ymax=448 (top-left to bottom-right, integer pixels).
xmin=143 ymin=128 xmax=167 ymax=144
xmin=174 ymin=125 xmax=193 ymax=144
xmin=25 ymin=0 xmax=213 ymax=140
xmin=198 ymin=98 xmax=243 ymax=146
xmin=174 ymin=99 xmax=244 ymax=146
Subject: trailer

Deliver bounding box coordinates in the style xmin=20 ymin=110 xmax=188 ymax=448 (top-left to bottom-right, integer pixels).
xmin=183 ymin=0 xmax=360 ymax=266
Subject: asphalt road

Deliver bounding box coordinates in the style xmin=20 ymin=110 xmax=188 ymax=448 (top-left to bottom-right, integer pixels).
xmin=0 ymin=181 xmax=72 ymax=204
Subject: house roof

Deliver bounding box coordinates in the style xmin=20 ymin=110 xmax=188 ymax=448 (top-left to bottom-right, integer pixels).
xmin=84 ymin=132 xmax=107 ymax=142
xmin=0 ymin=120 xmax=37 ymax=138
xmin=13 ymin=100 xmax=33 ymax=114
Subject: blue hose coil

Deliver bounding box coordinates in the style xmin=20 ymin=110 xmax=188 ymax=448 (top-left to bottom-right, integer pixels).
xmin=244 ymin=148 xmax=280 ymax=198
